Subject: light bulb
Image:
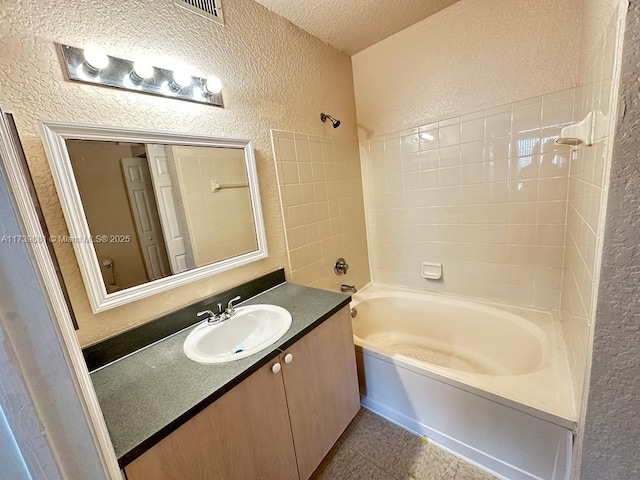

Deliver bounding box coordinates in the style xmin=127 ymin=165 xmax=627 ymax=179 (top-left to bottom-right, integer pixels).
xmin=83 ymin=46 xmax=109 ymax=73
xmin=132 ymin=60 xmax=154 ymax=81
xmin=170 ymin=70 xmax=192 ymax=91
xmin=205 ymin=75 xmax=222 ymax=94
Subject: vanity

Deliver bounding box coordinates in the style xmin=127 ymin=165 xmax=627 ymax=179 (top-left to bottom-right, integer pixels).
xmin=37 ymin=121 xmax=360 ymax=478
xmin=87 ymin=272 xmax=359 ymax=480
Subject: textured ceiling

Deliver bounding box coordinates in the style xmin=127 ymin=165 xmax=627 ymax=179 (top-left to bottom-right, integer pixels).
xmin=253 ymin=0 xmax=460 ymax=55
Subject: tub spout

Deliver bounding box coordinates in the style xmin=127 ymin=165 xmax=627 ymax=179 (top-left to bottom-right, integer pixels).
xmin=341 ymin=284 xmax=357 ymax=293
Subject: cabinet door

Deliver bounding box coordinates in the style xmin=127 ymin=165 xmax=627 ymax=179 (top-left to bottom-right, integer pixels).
xmin=125 ymin=359 xmax=298 ymax=480
xmin=281 ymin=306 xmax=360 ymax=480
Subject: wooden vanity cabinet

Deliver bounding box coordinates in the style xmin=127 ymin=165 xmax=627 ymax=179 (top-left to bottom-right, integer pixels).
xmin=280 ymin=306 xmax=360 ymax=479
xmin=124 ymin=359 xmax=298 ymax=480
xmin=124 ymin=306 xmax=359 ymax=480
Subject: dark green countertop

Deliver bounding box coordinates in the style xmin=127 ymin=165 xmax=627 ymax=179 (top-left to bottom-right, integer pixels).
xmin=90 ymin=283 xmax=350 ymax=467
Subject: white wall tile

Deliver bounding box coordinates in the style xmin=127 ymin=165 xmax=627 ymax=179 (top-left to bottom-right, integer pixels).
xmin=274 ymin=131 xmax=371 ymax=291
xmin=278 ymin=137 xmax=297 ymax=161
xmin=485 ymin=112 xmax=512 ymax=138
xmin=513 ymin=104 xmax=542 ymax=134
xmin=419 ymin=127 xmax=439 ymax=150
xmin=439 ymin=124 xmax=461 ymax=147
xmin=485 ymin=137 xmax=511 ymax=161
xmin=461 ymin=141 xmax=484 ymax=164
xmin=440 ymin=166 xmax=461 ymax=186
xmin=362 ymin=89 xmax=575 ymax=309
xmin=295 ymin=140 xmax=311 ymax=162
xmin=485 ymin=160 xmax=509 ymax=183
xmin=401 ymin=132 xmax=420 ymax=155
xmin=439 ymin=145 xmax=461 ymax=167
xmin=461 ymin=163 xmax=484 ymax=185
xmin=461 ymin=118 xmax=485 ymax=144
xmin=542 ymin=97 xmax=575 ymax=129
xmin=420 ymin=149 xmax=440 ymax=170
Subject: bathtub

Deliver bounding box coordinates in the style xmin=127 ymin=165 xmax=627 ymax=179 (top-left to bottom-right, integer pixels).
xmin=351 ymin=284 xmax=576 ymax=480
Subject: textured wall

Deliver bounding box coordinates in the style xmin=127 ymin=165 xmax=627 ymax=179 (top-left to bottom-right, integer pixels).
xmin=0 ymin=0 xmax=358 ymax=346
xmin=580 ymin=1 xmax=640 ymax=478
xmin=360 ymin=90 xmax=574 ymax=308
xmin=272 ymin=130 xmax=370 ymax=291
xmin=352 ymin=0 xmax=581 ymax=138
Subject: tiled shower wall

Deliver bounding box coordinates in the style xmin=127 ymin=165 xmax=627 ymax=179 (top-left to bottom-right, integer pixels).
xmin=561 ymin=6 xmax=624 ymax=408
xmin=360 ymin=90 xmax=576 ymax=309
xmin=272 ymin=131 xmax=370 ymax=291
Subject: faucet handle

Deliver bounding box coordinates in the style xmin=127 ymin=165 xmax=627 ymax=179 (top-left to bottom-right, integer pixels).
xmin=226 ymin=295 xmax=241 ymax=316
xmin=334 ymin=258 xmax=349 ymax=275
xmin=197 ymin=310 xmax=216 ymax=323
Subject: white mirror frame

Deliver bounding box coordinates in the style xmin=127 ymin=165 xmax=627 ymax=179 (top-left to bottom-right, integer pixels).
xmin=39 ymin=121 xmax=268 ymax=313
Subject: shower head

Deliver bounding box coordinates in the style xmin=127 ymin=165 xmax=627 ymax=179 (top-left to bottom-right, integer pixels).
xmin=320 ymin=113 xmax=341 ymax=128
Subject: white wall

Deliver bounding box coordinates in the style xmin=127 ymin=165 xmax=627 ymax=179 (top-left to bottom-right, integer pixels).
xmin=352 ymin=0 xmax=582 ymax=138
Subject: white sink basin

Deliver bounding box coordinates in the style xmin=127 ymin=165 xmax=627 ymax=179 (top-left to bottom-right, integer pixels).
xmin=183 ymin=304 xmax=292 ymax=364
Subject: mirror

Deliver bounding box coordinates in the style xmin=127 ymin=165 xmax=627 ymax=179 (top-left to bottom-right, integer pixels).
xmin=39 ymin=122 xmax=267 ymax=313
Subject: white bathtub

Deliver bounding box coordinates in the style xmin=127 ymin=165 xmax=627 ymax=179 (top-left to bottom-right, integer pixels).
xmin=351 ymin=284 xmax=577 ymax=480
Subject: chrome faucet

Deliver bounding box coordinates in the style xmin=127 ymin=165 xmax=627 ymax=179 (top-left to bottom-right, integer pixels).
xmin=225 ymin=295 xmax=241 ymax=317
xmin=197 ymin=295 xmax=242 ymax=325
xmin=197 ymin=304 xmax=226 ymax=324
xmin=341 ymin=284 xmax=357 ymax=293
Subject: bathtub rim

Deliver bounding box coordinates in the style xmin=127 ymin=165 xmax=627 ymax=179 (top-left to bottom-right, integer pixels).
xmin=353 ymin=281 xmax=559 ymax=317
xmin=351 ymin=283 xmax=551 ymax=377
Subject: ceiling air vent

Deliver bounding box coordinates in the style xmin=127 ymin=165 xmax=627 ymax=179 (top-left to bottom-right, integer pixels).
xmin=174 ymin=0 xmax=224 ymax=25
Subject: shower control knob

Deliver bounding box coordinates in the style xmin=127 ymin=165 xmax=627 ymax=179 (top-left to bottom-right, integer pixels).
xmin=334 ymin=258 xmax=349 ymax=275
xmin=284 ymin=353 xmax=293 ymax=364
xmin=272 ymin=363 xmax=281 ymax=374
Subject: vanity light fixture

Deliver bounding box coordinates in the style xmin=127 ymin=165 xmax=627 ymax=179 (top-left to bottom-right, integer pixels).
xmin=82 ymin=46 xmax=109 ymax=75
xmin=170 ymin=70 xmax=193 ymax=91
xmin=58 ymin=43 xmax=224 ymax=107
xmin=130 ymin=60 xmax=155 ymax=83
xmin=205 ymin=75 xmax=223 ymax=94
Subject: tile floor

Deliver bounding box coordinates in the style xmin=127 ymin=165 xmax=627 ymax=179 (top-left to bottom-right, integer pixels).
xmin=311 ymin=409 xmax=498 ymax=480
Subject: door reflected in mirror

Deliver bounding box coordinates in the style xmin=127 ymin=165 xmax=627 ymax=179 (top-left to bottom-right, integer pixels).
xmin=66 ymin=140 xmax=258 ymax=293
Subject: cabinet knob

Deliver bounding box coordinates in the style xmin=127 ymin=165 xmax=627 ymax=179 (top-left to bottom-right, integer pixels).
xmin=284 ymin=353 xmax=293 ymax=364
xmin=271 ymin=362 xmax=281 ymax=374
